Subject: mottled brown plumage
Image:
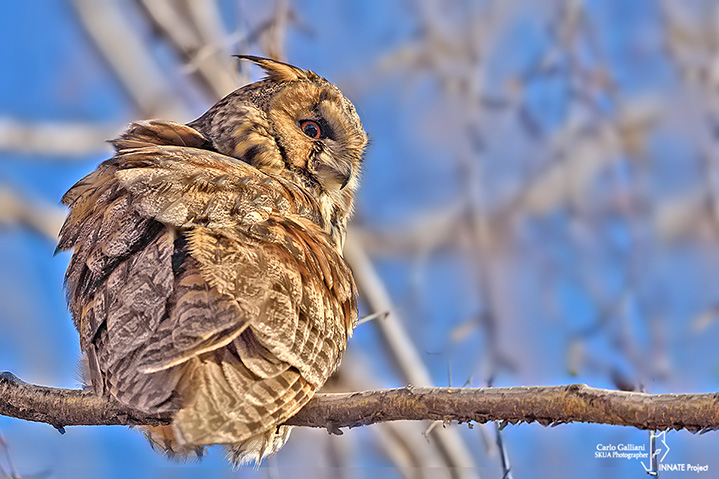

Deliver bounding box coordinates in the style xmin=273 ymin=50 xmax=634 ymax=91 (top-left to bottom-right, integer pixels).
xmin=58 ymin=56 xmax=367 ymax=465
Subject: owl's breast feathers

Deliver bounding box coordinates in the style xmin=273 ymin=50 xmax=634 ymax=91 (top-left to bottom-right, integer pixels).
xmin=58 ymin=120 xmax=357 ymax=447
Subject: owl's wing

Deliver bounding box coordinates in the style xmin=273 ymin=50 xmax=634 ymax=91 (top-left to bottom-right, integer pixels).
xmin=59 ymin=122 xmax=282 ymax=365
xmin=169 ymin=218 xmax=355 ymax=445
xmin=59 ymin=121 xmax=356 ymax=443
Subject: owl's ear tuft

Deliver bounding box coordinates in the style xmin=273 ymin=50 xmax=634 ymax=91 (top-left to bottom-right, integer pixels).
xmin=235 ymin=55 xmax=320 ymax=83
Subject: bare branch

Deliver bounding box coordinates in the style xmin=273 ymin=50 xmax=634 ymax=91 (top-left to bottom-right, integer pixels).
xmin=136 ymin=0 xmax=240 ymax=99
xmin=344 ymin=236 xmax=478 ymax=473
xmin=73 ymin=0 xmax=189 ymax=118
xmin=0 ymin=372 xmax=171 ymax=429
xmin=0 ymin=187 xmax=66 ymax=240
xmin=260 ymin=0 xmax=289 ymax=61
xmin=344 ymin=237 xmax=434 ymax=387
xmin=292 ymin=385 xmax=719 ymax=432
xmin=2 ymin=372 xmax=719 ymax=433
xmin=0 ymin=119 xmax=116 ymax=157
xmin=329 ymin=354 xmax=450 ymax=471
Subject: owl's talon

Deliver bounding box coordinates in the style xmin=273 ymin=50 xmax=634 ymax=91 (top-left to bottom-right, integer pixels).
xmin=325 ymin=421 xmax=344 ymax=436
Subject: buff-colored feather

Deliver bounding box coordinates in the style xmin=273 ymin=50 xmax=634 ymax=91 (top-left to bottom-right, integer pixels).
xmin=59 ymin=56 xmax=366 ymax=466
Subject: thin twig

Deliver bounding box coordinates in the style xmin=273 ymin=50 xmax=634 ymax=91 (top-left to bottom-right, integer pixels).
xmin=0 ymin=432 xmax=17 ymax=479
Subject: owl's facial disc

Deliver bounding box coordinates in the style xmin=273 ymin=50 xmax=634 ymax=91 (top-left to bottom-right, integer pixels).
xmin=267 ymin=81 xmax=367 ymax=193
xmin=297 ymin=116 xmax=352 ymax=190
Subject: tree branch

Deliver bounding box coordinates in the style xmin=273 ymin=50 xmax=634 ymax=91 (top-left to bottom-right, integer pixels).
xmin=0 ymin=373 xmax=171 ymax=429
xmin=2 ymin=372 xmax=718 ymax=433
xmin=0 ymin=119 xmax=117 ymax=157
xmin=344 ymin=236 xmax=478 ymax=472
xmin=72 ymin=0 xmax=189 ymax=118
xmin=0 ymin=187 xmax=66 ymax=240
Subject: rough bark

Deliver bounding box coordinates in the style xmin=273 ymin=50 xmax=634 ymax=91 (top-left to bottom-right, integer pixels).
xmin=2 ymin=372 xmax=719 ymax=433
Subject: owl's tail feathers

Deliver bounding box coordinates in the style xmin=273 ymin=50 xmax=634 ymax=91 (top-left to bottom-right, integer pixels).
xmin=141 ymin=425 xmax=206 ymax=462
xmin=224 ymin=426 xmax=293 ymax=468
xmin=141 ymin=424 xmax=292 ymax=467
xmin=169 ymin=350 xmax=314 ymax=465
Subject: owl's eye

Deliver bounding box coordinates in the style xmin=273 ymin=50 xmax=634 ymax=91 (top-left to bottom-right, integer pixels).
xmin=300 ymin=120 xmax=321 ymax=139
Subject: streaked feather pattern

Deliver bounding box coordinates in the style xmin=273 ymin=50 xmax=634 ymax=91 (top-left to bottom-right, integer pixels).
xmin=60 ymin=57 xmax=366 ymax=465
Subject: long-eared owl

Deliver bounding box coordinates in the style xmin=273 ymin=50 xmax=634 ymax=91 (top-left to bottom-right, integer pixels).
xmin=58 ymin=56 xmax=367 ymax=465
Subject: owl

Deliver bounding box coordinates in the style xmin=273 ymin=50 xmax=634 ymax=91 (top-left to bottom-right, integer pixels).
xmin=57 ymin=56 xmax=367 ymax=465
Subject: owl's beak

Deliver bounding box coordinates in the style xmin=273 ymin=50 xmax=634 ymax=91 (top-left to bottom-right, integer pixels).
xmin=311 ymin=156 xmax=353 ymax=190
xmin=339 ymin=173 xmax=351 ymax=190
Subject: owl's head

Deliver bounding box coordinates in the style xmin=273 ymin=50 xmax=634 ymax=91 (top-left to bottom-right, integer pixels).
xmin=189 ymin=56 xmax=368 ymax=206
